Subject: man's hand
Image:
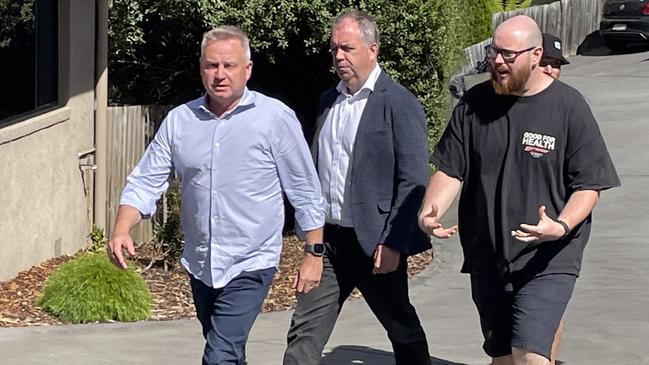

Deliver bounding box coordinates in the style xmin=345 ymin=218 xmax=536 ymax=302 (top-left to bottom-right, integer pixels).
xmin=373 ymin=244 xmax=400 ymax=274
xmin=418 ymin=202 xmax=458 ymax=238
xmin=294 ymin=254 xmax=323 ymax=294
xmin=107 ymin=232 xmax=135 ymax=269
xmin=511 ymin=205 xmax=566 ymax=243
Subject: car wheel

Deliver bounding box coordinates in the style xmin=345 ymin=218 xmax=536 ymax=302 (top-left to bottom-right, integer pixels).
xmin=605 ymin=39 xmax=627 ymax=52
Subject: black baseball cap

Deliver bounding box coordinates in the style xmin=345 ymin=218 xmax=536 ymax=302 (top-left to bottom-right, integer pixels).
xmin=542 ymin=33 xmax=570 ymax=65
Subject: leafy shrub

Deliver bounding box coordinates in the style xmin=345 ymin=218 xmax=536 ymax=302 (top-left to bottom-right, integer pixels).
xmin=37 ymin=253 xmax=151 ymax=323
xmin=469 ymin=0 xmax=498 ymax=43
xmin=108 ymin=0 xmax=487 ymax=147
xmin=485 ymin=0 xmax=533 ymax=13
xmin=468 ymin=0 xmax=534 ymax=44
xmin=87 ymin=225 xmax=107 ymax=254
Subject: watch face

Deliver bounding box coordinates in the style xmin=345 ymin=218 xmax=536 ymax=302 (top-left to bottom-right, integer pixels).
xmin=313 ymin=244 xmax=325 ymax=255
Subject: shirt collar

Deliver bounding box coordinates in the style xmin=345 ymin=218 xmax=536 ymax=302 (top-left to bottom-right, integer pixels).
xmin=198 ymin=87 xmax=255 ymax=119
xmin=336 ymin=63 xmax=382 ymax=98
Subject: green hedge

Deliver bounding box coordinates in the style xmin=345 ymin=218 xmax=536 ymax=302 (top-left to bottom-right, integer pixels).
xmin=109 ymin=0 xmax=491 ymax=146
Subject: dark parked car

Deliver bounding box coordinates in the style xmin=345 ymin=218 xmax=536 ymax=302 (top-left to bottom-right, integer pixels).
xmin=600 ymin=0 xmax=649 ymax=50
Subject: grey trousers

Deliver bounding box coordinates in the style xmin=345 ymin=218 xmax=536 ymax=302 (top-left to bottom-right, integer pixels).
xmin=283 ymin=225 xmax=431 ymax=365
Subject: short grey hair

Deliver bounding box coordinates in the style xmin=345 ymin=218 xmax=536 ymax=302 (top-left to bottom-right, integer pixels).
xmin=201 ymin=26 xmax=251 ymax=60
xmin=333 ymin=10 xmax=380 ymax=49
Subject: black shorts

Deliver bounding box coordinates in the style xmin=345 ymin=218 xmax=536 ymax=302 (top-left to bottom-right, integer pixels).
xmin=470 ymin=271 xmax=577 ymax=360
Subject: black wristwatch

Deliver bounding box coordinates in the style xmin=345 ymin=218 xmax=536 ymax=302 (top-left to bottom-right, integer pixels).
xmin=557 ymin=219 xmax=570 ymax=239
xmin=304 ymin=243 xmax=325 ymax=257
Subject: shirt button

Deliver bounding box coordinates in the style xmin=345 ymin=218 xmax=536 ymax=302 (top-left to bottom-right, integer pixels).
xmin=214 ymin=143 xmax=220 ymax=148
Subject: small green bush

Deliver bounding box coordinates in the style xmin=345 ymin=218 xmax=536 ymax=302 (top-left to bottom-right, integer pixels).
xmin=87 ymin=225 xmax=107 ymax=254
xmin=37 ymin=253 xmax=151 ymax=323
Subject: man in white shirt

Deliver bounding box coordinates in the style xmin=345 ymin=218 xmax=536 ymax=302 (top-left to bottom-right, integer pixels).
xmin=283 ymin=10 xmax=432 ymax=365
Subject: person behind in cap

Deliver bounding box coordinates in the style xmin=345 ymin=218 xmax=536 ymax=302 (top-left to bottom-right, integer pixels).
xmin=540 ymin=33 xmax=570 ymax=80
xmin=540 ymin=32 xmax=570 ymax=365
xmin=419 ymin=15 xmax=620 ymax=365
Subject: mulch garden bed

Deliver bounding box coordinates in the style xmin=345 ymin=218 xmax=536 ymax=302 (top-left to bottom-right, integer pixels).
xmin=0 ymin=235 xmax=432 ymax=327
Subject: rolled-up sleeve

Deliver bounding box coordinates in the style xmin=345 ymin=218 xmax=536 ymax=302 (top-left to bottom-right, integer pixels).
xmin=272 ymin=109 xmax=325 ymax=231
xmin=120 ymin=117 xmax=174 ymax=217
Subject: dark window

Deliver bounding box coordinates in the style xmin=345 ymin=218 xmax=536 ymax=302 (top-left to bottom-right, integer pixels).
xmin=0 ymin=0 xmax=58 ymax=127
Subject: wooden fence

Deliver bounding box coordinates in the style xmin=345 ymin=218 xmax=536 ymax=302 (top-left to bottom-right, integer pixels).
xmin=464 ymin=38 xmax=492 ymax=71
xmin=464 ymin=0 xmax=605 ymax=68
xmin=106 ymin=105 xmax=170 ymax=243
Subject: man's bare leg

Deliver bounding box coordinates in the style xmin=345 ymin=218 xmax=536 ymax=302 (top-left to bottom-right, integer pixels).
xmin=492 ymin=355 xmax=515 ymax=365
xmin=550 ymin=319 xmax=564 ymax=365
xmin=512 ymin=348 xmax=550 ymax=365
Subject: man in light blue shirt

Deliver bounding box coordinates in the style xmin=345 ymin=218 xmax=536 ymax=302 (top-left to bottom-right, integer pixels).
xmin=107 ymin=25 xmax=325 ymax=365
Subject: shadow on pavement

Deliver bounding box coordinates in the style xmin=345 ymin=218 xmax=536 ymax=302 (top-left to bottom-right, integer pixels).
xmin=577 ymin=30 xmax=649 ymax=57
xmin=321 ymin=345 xmax=470 ymax=365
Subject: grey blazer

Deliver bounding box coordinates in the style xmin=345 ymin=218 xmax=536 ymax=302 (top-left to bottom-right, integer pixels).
xmin=310 ymin=71 xmax=431 ymax=257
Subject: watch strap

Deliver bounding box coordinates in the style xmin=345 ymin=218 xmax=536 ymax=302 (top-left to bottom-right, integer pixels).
xmin=556 ymin=219 xmax=570 ymax=238
xmin=304 ymin=243 xmax=325 ymax=256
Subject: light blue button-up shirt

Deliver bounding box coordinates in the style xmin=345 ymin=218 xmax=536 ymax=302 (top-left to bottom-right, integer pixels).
xmin=121 ymin=88 xmax=325 ymax=288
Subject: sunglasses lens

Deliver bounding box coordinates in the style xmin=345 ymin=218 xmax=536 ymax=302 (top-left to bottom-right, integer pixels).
xmin=541 ymin=59 xmax=561 ymax=68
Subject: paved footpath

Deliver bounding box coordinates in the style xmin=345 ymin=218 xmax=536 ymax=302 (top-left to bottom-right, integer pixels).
xmin=1 ymin=47 xmax=648 ymax=365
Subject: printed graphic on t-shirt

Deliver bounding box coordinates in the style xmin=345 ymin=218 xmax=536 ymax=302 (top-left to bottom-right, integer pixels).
xmin=521 ymin=131 xmax=556 ymax=158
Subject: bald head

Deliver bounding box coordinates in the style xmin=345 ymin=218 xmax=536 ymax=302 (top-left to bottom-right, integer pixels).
xmin=489 ymin=15 xmax=553 ymax=96
xmin=493 ymin=15 xmax=542 ymax=50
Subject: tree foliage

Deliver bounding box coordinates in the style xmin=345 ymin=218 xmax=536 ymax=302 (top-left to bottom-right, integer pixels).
xmin=485 ymin=0 xmax=533 ymax=13
xmin=0 ymin=0 xmax=33 ymax=48
xmin=469 ymin=0 xmax=497 ymax=44
xmin=108 ymin=0 xmax=488 ymax=145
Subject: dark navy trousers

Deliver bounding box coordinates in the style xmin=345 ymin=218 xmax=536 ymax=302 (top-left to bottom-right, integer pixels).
xmin=284 ymin=225 xmax=431 ymax=365
xmin=190 ymin=267 xmax=276 ymax=365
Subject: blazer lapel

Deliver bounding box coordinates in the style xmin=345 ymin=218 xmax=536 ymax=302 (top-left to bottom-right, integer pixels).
xmin=352 ymin=71 xmax=389 ymax=167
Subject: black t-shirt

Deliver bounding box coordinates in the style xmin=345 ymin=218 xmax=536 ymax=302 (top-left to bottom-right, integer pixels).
xmin=431 ymin=80 xmax=620 ymax=278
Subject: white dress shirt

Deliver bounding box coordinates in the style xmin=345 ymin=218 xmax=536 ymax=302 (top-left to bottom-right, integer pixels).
xmin=318 ymin=64 xmax=382 ymax=227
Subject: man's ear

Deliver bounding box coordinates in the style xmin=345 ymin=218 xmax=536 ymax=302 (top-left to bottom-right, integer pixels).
xmin=246 ymin=60 xmax=253 ymax=81
xmin=532 ymin=46 xmax=543 ymax=66
xmin=369 ymin=42 xmax=378 ymax=61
